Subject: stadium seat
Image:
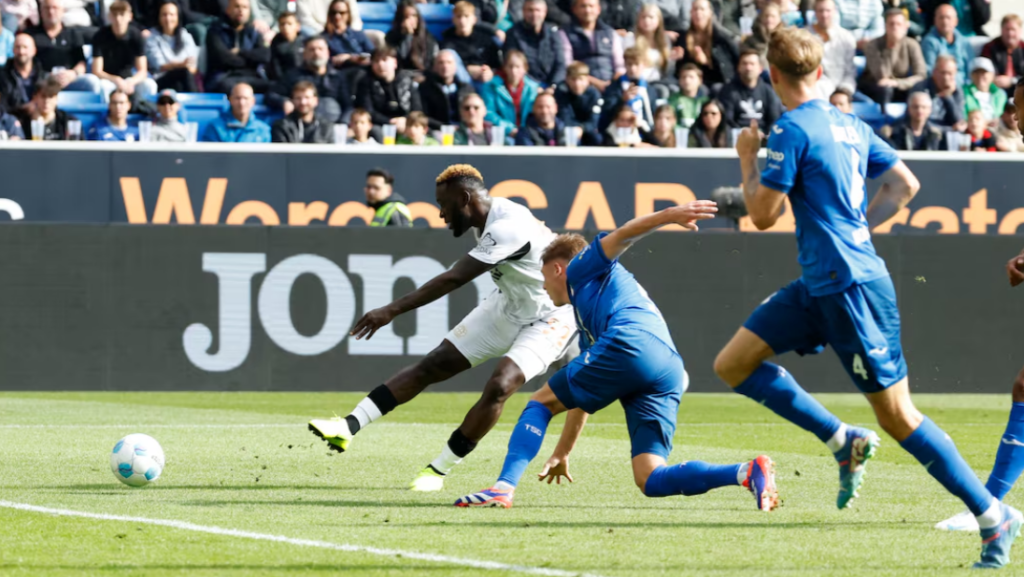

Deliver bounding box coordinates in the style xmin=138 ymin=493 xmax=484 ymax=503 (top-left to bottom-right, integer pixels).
xmin=254 ymin=94 xmax=265 ymax=105
xmin=419 ymin=4 xmax=453 ymax=39
xmin=854 ymin=55 xmax=865 ymax=78
xmin=57 ymin=91 xmax=104 ymax=107
xmin=968 ymin=35 xmax=988 ymax=58
xmin=357 ymin=2 xmax=394 ymax=23
xmin=853 ymin=101 xmax=886 ymax=129
xmin=181 ymin=107 xmax=223 ymax=138
xmin=175 ymin=93 xmax=228 ymax=108
xmin=884 ymin=103 xmax=907 ymax=121
xmin=362 ymin=21 xmax=391 ymax=33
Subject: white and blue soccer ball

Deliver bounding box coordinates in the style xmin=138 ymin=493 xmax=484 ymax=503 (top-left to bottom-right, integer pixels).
xmin=110 ymin=434 xmax=165 ymax=487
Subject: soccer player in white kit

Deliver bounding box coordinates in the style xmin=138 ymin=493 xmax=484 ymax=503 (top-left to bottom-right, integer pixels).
xmin=309 ymin=164 xmax=578 ymax=491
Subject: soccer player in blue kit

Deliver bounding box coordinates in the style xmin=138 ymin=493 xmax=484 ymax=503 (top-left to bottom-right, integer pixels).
xmin=712 ymin=26 xmax=1022 ymax=568
xmin=453 ymin=202 xmax=781 ymax=512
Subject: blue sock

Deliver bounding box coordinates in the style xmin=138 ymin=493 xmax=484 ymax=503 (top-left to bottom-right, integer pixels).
xmin=734 ymin=362 xmax=843 ymax=444
xmin=644 ymin=461 xmax=743 ymax=497
xmin=985 ymin=402 xmax=1024 ymax=500
xmin=899 ymin=416 xmax=994 ymax=515
xmin=496 ymin=401 xmax=553 ymax=487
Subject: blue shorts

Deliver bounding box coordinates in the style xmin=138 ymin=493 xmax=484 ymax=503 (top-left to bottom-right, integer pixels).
xmin=744 ymin=276 xmax=907 ymax=394
xmin=549 ymin=327 xmax=684 ymax=459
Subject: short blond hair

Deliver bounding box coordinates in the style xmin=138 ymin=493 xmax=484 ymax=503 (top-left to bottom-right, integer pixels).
xmin=623 ymin=46 xmax=646 ymax=65
xmin=767 ymin=26 xmax=823 ymax=79
xmin=542 ymin=234 xmax=588 ymax=263
xmin=1003 ymin=14 xmax=1023 ymax=27
xmin=436 ymin=164 xmax=484 ymax=186
xmin=566 ymin=61 xmax=590 ymax=78
xmin=453 ymin=1 xmax=475 ymax=16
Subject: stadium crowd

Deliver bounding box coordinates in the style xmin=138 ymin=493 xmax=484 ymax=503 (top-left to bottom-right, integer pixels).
xmin=0 ymin=0 xmax=1018 ymax=150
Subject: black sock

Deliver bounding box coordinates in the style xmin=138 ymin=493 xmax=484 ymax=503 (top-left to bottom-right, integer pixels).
xmin=447 ymin=429 xmax=478 ymax=459
xmin=344 ymin=385 xmax=398 ymax=435
xmin=345 ymin=416 xmax=361 ymax=435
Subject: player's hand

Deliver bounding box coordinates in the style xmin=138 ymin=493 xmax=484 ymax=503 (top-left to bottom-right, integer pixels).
xmin=350 ymin=306 xmax=396 ymax=340
xmin=665 ymin=200 xmax=718 ymax=231
xmin=538 ymin=454 xmax=573 ymax=484
xmin=1006 ymin=253 xmax=1024 ymax=287
xmin=735 ymin=119 xmax=763 ymax=160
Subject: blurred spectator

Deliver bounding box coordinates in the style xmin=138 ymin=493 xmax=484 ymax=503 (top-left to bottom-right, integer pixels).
xmin=641 ymin=103 xmax=677 ymax=146
xmin=454 ymin=92 xmax=497 ymax=144
xmin=653 ymin=0 xmax=688 ymax=33
xmin=717 ymin=48 xmax=780 ymax=129
xmin=554 ymin=60 xmax=602 ymax=144
xmin=203 ymin=82 xmax=271 ymax=141
xmin=981 ymin=14 xmax=1023 ymax=93
xmin=60 ymin=0 xmax=90 ymax=28
xmin=206 ymin=0 xmax=271 ymax=93
xmin=269 ymin=12 xmax=304 ymax=81
xmin=516 ymin=91 xmax=569 ymax=145
xmin=668 ymin=62 xmax=706 ymax=127
xmin=995 ymin=101 xmax=1024 ymax=152
xmin=272 ymin=80 xmax=336 ymax=142
xmin=921 ymin=0 xmax=988 ymax=37
xmin=858 ymin=9 xmax=925 ymax=105
xmin=26 ymin=0 xmax=102 ymax=93
xmin=504 ymin=0 xmax=566 ymax=86
xmin=0 ymin=14 xmax=11 ymax=65
xmin=910 ymin=54 xmax=965 ymax=129
xmin=366 ymin=168 xmax=412 ymax=227
xmin=297 ymin=0 xmax=361 ymax=38
xmin=150 ymin=88 xmax=186 ymax=141
xmin=249 ymin=0 xmax=288 ymax=35
xmin=880 ymin=0 xmax=925 ymax=38
xmin=833 ymin=0 xmax=883 ymax=42
xmin=887 ymin=91 xmax=944 ymax=150
xmin=740 ymin=2 xmax=779 ymax=66
xmin=88 ymin=89 xmax=139 ymax=140
xmin=687 ymin=98 xmax=727 ymax=147
xmin=324 ymin=0 xmax=372 ymax=69
xmin=0 ymin=103 xmax=23 ymax=137
xmin=0 ymin=33 xmax=40 ymax=112
xmin=708 ymin=0 xmax=750 ymax=38
xmin=600 ymin=46 xmax=653 ymax=131
xmin=965 ymin=108 xmax=996 ymax=150
xmin=145 ymin=0 xmax=199 ymax=93
xmin=560 ymin=0 xmax=623 ymax=91
xmin=829 ymin=87 xmax=853 ymax=113
xmin=675 ymin=0 xmax=739 ymax=89
xmin=92 ymin=1 xmax=158 ymax=101
xmin=624 ymin=3 xmax=673 ymax=81
xmin=270 ymin=36 xmax=348 ymax=122
xmin=442 ymin=1 xmax=501 ymax=83
xmin=602 ymin=103 xmax=643 ymax=146
xmin=15 ymin=76 xmax=77 ymax=139
xmin=480 ymin=49 xmax=539 ymax=134
xmin=347 ymin=107 xmax=379 ymax=144
xmin=356 ymin=46 xmax=422 ymax=132
xmin=921 ymin=3 xmax=972 ymax=86
xmin=419 ymin=49 xmax=474 ymax=130
xmin=463 ymin=0 xmax=501 ymax=27
xmin=0 ymin=0 xmax=39 ymax=31
xmin=964 ymin=56 xmax=1006 ymax=123
xmin=600 ymin=0 xmax=640 ymax=35
xmin=397 ymin=110 xmax=439 ymax=144
xmin=807 ymin=0 xmax=856 ymax=96
xmin=385 ymin=0 xmax=439 ymax=75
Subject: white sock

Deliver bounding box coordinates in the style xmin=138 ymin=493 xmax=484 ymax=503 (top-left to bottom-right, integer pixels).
xmin=429 ymin=444 xmax=463 ymax=476
xmin=826 ymin=423 xmax=849 ymax=453
xmin=976 ymin=499 xmax=1002 ymax=530
xmin=350 ymin=397 xmax=383 ymax=430
xmin=736 ymin=463 xmax=749 ymax=485
xmin=494 ymin=481 xmax=515 ymax=491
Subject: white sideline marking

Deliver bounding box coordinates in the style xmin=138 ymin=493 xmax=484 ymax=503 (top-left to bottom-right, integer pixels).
xmin=0 ymin=500 xmax=606 ymax=577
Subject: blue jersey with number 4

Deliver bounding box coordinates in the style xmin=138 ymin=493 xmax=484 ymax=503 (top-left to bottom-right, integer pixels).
xmin=761 ymin=99 xmax=899 ymax=297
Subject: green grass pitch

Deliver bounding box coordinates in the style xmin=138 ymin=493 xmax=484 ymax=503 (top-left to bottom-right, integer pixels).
xmin=2 ymin=391 xmax=1023 ymax=576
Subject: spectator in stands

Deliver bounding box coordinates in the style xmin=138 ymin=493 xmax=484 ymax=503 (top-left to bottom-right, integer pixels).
xmin=858 ymin=9 xmax=926 ymax=105
xmin=269 ymin=12 xmax=304 ymax=81
xmin=516 ymin=91 xmax=568 ymax=145
xmin=88 ymin=88 xmax=139 ymax=140
xmin=324 ymin=0 xmax=373 ymax=69
xmin=26 ymin=0 xmax=101 ymax=93
xmin=347 ymin=107 xmax=378 ymax=144
xmin=463 ymin=0 xmax=501 ymax=27
xmin=206 ymin=0 xmax=271 ymax=94
xmin=641 ymin=103 xmax=677 ymax=146
xmin=249 ymin=0 xmax=287 ymax=36
xmin=0 ymin=33 xmax=39 ymax=113
xmin=145 ymin=0 xmax=199 ymax=93
xmin=419 ymin=49 xmax=474 ymax=130
xmin=504 ymin=0 xmax=566 ymax=87
xmin=687 ymin=98 xmax=727 ymax=147
xmin=710 ymin=0 xmax=749 ymax=38
xmin=150 ymin=88 xmax=186 ymax=141
xmin=441 ymin=1 xmax=501 ymax=82
xmin=887 ymin=91 xmax=944 ymax=150
xmin=365 ymin=168 xmax=412 ymax=227
xmin=272 ymin=80 xmax=336 ymax=143
xmin=270 ymin=36 xmax=347 ymax=122
xmin=995 ymin=101 xmax=1024 ymax=152
xmin=921 ymin=3 xmax=972 ymax=86
xmin=600 ymin=46 xmax=653 ymax=132
xmin=454 ymin=91 xmax=497 ymax=144
xmin=554 ymin=60 xmax=602 ymax=144
xmin=981 ymin=14 xmax=1023 ymax=94
xmin=965 ymin=108 xmax=997 ymax=150
xmin=807 ymin=0 xmax=856 ymax=96
xmin=92 ymin=1 xmax=158 ymax=102
xmin=385 ymin=0 xmax=439 ymax=75
xmin=717 ymin=48 xmax=780 ymax=129
xmin=668 ymin=62 xmax=706 ymax=128
xmin=480 ymin=49 xmax=539 ymax=135
xmin=829 ymin=87 xmax=854 ymax=113
xmin=1 ymin=0 xmax=39 ymax=31
xmin=561 ymin=0 xmax=623 ymax=91
xmin=602 ymin=102 xmax=644 ymax=146
xmin=297 ymin=0 xmax=360 ymax=39
xmin=397 ymin=110 xmax=439 ymax=144
xmin=601 ymin=0 xmax=640 ymax=34
xmin=964 ymin=56 xmax=1006 ymax=124
xmin=0 ymin=102 xmax=23 ymax=137
xmin=652 ymin=0 xmax=688 ymax=34
xmin=356 ymin=46 xmax=421 ymax=132
xmin=880 ymin=0 xmax=925 ymax=38
xmin=922 ymin=0 xmax=988 ymax=38
xmin=674 ymin=0 xmax=739 ymax=90
xmin=15 ymin=76 xmax=77 ymax=139
xmin=833 ymin=0 xmax=883 ymax=43
xmin=740 ymin=1 xmax=779 ymax=66
xmin=624 ymin=3 xmax=674 ymax=82
xmin=203 ymin=82 xmax=271 ymax=141
xmin=911 ymin=54 xmax=965 ymax=129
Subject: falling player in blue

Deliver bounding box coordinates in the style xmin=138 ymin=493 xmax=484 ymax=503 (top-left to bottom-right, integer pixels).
xmin=713 ymin=27 xmax=1021 ymax=569
xmin=453 ymin=202 xmax=781 ymax=511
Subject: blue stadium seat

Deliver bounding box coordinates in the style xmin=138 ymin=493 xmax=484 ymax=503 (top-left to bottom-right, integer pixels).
xmin=357 ymin=2 xmax=395 ymax=22
xmin=73 ymin=110 xmax=106 ymax=135
xmin=175 ymin=92 xmax=229 ymax=108
xmin=57 ymin=91 xmax=104 ymax=107
xmin=884 ymin=103 xmax=907 ymax=121
xmin=419 ymin=3 xmax=453 ymax=38
xmin=854 ymin=55 xmax=866 ymax=78
xmin=853 ymin=101 xmax=886 ymax=130
xmin=968 ymin=35 xmax=988 ymax=58
xmin=181 ymin=107 xmax=223 ymax=139
xmin=363 ymin=21 xmax=391 ymax=33
xmin=254 ymin=94 xmax=265 ymax=105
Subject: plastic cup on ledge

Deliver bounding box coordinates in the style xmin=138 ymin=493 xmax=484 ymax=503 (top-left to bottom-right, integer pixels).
xmin=138 ymin=120 xmax=152 ymax=143
xmin=31 ymin=118 xmax=45 ymax=141
xmin=674 ymin=127 xmax=689 ymax=148
xmin=441 ymin=125 xmax=456 ymax=146
xmin=382 ymin=124 xmax=397 ymax=145
xmin=66 ymin=119 xmax=82 ymax=141
xmin=489 ymin=125 xmax=505 ymax=146
xmin=334 ymin=123 xmax=348 ymax=145
xmin=186 ymin=122 xmax=199 ymax=143
xmin=563 ymin=126 xmax=577 ymax=147
xmin=615 ymin=126 xmax=630 ymax=146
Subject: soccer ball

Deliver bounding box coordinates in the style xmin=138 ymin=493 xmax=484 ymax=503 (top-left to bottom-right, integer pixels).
xmin=110 ymin=434 xmax=165 ymax=487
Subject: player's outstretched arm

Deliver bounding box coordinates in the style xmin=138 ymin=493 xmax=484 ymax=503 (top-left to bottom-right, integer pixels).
xmin=538 ymin=409 xmax=590 ymax=484
xmin=350 ymin=255 xmax=493 ymax=340
xmin=599 ymin=201 xmax=718 ymax=261
xmin=866 ymin=160 xmax=920 ymax=231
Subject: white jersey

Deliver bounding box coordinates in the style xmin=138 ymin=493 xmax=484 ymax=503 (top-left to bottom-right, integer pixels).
xmin=467 ymin=197 xmax=559 ymax=325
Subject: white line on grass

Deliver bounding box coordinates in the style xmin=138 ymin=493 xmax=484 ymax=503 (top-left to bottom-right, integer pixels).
xmin=0 ymin=500 xmax=606 ymax=577
xmin=0 ymin=422 xmax=1006 ymax=430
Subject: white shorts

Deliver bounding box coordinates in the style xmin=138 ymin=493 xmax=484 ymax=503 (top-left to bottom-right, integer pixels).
xmin=445 ymin=293 xmax=578 ymax=381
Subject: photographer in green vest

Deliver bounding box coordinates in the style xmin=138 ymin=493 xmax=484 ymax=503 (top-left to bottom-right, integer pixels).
xmin=365 ymin=168 xmax=413 ymax=227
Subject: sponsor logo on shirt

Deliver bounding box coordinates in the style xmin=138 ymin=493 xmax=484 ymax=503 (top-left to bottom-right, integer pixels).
xmin=766 ymin=149 xmax=785 ymax=162
xmin=477 ymin=232 xmax=497 ymax=254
